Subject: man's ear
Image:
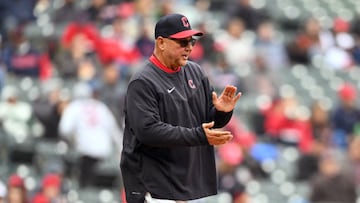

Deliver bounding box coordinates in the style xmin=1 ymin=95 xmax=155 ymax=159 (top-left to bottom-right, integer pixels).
xmin=157 ymin=37 xmax=166 ymax=51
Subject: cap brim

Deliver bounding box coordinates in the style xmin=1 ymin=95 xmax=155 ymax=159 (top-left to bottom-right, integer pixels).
xmin=169 ymin=30 xmax=203 ymax=39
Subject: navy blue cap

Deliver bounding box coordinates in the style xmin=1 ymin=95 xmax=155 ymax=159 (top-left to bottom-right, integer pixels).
xmin=155 ymin=13 xmax=203 ymax=39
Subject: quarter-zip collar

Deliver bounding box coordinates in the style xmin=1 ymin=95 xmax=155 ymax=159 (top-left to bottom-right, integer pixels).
xmin=149 ymin=54 xmax=181 ymax=73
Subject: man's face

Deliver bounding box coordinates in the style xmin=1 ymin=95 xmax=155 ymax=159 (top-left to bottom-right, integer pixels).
xmin=163 ymin=37 xmax=196 ymax=68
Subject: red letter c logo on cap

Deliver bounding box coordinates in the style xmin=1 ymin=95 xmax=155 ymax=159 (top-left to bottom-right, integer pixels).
xmin=181 ymin=17 xmax=190 ymax=28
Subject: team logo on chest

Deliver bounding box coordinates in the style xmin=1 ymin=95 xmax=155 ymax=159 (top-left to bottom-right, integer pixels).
xmin=188 ymin=79 xmax=196 ymax=89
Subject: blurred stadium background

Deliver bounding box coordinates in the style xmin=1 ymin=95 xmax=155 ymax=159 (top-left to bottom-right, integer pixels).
xmin=1 ymin=0 xmax=360 ymax=203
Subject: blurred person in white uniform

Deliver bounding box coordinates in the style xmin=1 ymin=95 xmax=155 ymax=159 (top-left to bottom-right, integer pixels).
xmin=59 ymin=82 xmax=123 ymax=188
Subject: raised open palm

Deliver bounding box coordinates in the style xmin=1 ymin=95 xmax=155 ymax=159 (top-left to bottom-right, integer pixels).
xmin=212 ymin=85 xmax=241 ymax=112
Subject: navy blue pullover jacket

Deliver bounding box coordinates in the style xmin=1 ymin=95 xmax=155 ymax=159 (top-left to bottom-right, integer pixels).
xmin=120 ymin=56 xmax=233 ymax=203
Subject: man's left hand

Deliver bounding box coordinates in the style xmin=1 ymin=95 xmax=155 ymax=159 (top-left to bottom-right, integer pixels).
xmin=212 ymin=85 xmax=241 ymax=112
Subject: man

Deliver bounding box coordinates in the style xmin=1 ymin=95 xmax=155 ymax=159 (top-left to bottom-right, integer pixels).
xmin=120 ymin=13 xmax=241 ymax=203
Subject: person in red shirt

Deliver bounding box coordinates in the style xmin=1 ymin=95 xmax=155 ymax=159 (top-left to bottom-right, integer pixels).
xmin=263 ymin=96 xmax=313 ymax=153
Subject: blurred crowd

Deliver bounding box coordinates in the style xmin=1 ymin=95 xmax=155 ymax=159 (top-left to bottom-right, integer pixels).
xmin=1 ymin=0 xmax=360 ymax=203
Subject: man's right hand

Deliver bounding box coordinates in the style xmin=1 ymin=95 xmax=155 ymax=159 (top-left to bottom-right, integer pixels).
xmin=202 ymin=121 xmax=233 ymax=145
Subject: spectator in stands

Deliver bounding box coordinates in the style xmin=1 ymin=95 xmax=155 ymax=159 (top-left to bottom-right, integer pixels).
xmin=240 ymin=21 xmax=282 ymax=101
xmin=32 ymin=78 xmax=66 ymax=140
xmin=309 ymin=150 xmax=357 ymax=203
xmin=6 ymin=174 xmax=28 ymax=203
xmin=207 ymin=52 xmax=246 ymax=94
xmin=263 ymin=96 xmax=314 ymax=153
xmin=310 ymin=100 xmax=332 ymax=145
xmin=287 ymin=17 xmax=334 ymax=65
xmin=52 ymin=0 xmax=84 ymax=24
xmin=31 ymin=173 xmax=67 ymax=203
xmin=59 ymin=82 xmax=122 ymax=188
xmin=76 ymin=58 xmax=100 ymax=86
xmin=95 ymin=62 xmax=126 ymax=129
xmin=54 ymin=12 xmax=101 ymax=83
xmin=85 ymin=0 xmax=109 ymax=26
xmin=135 ymin=18 xmax=155 ymax=60
xmin=1 ymin=26 xmax=52 ymax=79
xmin=0 ymin=85 xmax=37 ymax=143
xmin=225 ymin=0 xmax=268 ymax=31
xmin=254 ymin=21 xmax=289 ymax=71
xmin=96 ymin=16 xmax=141 ymax=78
xmin=0 ymin=180 xmax=6 ymax=203
xmin=55 ymin=32 xmax=101 ymax=80
xmin=331 ymin=83 xmax=360 ymax=149
xmin=190 ymin=21 xmax=217 ymax=64
xmin=59 ymin=13 xmax=100 ymax=52
xmin=323 ymin=18 xmax=355 ymax=69
xmin=215 ymin=17 xmax=255 ymax=69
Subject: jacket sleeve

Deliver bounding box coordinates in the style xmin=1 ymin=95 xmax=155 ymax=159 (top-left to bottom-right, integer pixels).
xmin=126 ymin=79 xmax=209 ymax=147
xmin=203 ymin=73 xmax=233 ymax=129
xmin=212 ymin=109 xmax=233 ymax=128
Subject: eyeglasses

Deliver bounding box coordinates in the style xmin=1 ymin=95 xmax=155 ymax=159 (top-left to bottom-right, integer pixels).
xmin=168 ymin=38 xmax=197 ymax=47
